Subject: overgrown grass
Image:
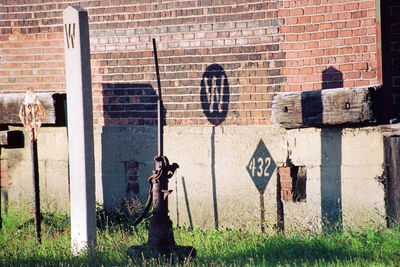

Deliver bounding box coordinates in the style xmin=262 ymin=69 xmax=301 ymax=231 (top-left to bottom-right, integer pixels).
xmin=1 ymin=205 xmax=399 ymax=266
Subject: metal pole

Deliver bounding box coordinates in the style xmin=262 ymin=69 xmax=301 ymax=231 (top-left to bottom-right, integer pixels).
xmin=0 ymin=147 xmax=2 ymax=230
xmin=153 ymin=38 xmax=163 ymax=157
xmin=260 ymin=192 xmax=265 ymax=233
xmin=31 ymin=131 xmax=41 ymax=243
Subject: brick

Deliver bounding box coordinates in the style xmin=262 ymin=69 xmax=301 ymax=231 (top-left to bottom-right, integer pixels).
xmin=320 ymin=23 xmax=333 ymax=30
xmin=311 ymin=32 xmax=324 ymax=40
xmin=286 ymin=17 xmax=298 ymax=25
xmin=290 ymin=8 xmax=304 ymax=16
xmin=280 ymin=181 xmax=293 ymax=189
xmin=326 ymin=30 xmax=338 ymax=39
xmin=352 ymin=10 xmax=367 ymax=19
xmin=278 ymin=167 xmax=291 ymax=177
xmin=362 ymin=18 xmax=376 ymax=27
xmin=354 ymin=28 xmax=367 ymax=36
xmin=338 ymin=30 xmax=353 ymax=37
xmin=281 ymin=189 xmax=293 ymax=201
xmin=332 ymin=4 xmax=345 ymax=12
xmin=292 ymin=25 xmax=305 ymax=33
xmin=361 ymin=1 xmax=375 ymax=9
xmin=345 ymin=71 xmax=361 ymax=79
xmin=346 ymin=20 xmax=361 ymax=28
xmin=298 ymin=16 xmax=311 ymax=24
xmin=345 ymin=3 xmax=359 ymax=11
xmin=311 ymin=15 xmax=324 ymax=23
xmin=305 ymin=41 xmax=318 ymax=49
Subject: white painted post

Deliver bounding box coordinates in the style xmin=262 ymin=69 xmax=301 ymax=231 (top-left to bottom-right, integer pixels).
xmin=63 ymin=6 xmax=97 ymax=255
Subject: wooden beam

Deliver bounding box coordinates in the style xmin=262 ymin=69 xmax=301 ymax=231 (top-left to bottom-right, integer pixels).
xmin=0 ymin=93 xmax=66 ymax=125
xmin=271 ymin=86 xmax=382 ymax=129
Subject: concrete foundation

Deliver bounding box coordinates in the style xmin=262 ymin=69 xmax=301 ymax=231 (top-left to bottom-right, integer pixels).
xmin=0 ymin=124 xmax=387 ymax=232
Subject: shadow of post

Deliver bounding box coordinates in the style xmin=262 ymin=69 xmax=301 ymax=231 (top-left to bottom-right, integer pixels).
xmin=181 ymin=176 xmax=194 ymax=230
xmin=200 ymin=64 xmax=230 ymax=230
xmin=301 ymin=67 xmax=343 ymax=232
xmin=322 ymin=67 xmax=343 ymax=232
xmin=100 ymin=83 xmax=159 ymax=209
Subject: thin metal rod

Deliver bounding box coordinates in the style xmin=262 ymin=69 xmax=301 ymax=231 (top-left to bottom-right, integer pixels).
xmin=0 ymin=150 xmax=2 ymax=229
xmin=153 ymin=38 xmax=163 ymax=156
xmin=31 ymin=137 xmax=41 ymax=243
xmin=260 ymin=192 xmax=265 ymax=233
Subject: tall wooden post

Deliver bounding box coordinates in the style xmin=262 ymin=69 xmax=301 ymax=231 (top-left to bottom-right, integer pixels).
xmin=384 ymin=136 xmax=400 ymax=227
xmin=63 ymin=6 xmax=97 ymax=255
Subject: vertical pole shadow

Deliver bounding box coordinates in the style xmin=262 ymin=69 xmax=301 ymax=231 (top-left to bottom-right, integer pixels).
xmin=181 ymin=176 xmax=193 ymax=230
xmin=301 ymin=67 xmax=343 ymax=232
xmin=260 ymin=193 xmax=265 ymax=233
xmin=320 ymin=128 xmax=342 ymax=232
xmin=211 ymin=126 xmax=218 ymax=230
xmin=322 ymin=67 xmax=343 ymax=232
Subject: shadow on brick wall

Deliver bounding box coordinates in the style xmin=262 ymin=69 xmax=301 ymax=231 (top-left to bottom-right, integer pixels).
xmin=100 ymin=83 xmax=160 ymax=209
xmin=200 ymin=64 xmax=230 ymax=230
xmin=301 ymin=67 xmax=343 ymax=232
xmin=102 ymin=83 xmax=161 ymax=126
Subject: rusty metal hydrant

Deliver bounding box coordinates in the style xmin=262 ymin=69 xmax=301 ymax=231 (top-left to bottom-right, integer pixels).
xmin=147 ymin=155 xmax=178 ymax=247
xmin=129 ymin=156 xmax=196 ymax=261
xmin=128 ymin=38 xmax=195 ymax=261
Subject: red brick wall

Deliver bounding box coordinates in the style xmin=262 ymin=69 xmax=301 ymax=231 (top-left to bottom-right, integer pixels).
xmin=280 ymin=0 xmax=379 ymax=92
xmin=0 ymin=0 xmax=385 ymax=126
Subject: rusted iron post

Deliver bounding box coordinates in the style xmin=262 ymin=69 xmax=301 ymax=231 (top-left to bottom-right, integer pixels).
xmin=153 ymin=38 xmax=163 ymax=157
xmin=19 ymin=89 xmax=45 ymax=243
xmin=147 ymin=156 xmax=178 ymax=247
xmin=31 ymin=129 xmax=41 ymax=243
xmin=128 ymin=40 xmax=195 ymax=262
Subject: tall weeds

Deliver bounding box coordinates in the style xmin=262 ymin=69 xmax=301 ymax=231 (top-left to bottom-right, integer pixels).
xmin=0 ymin=204 xmax=399 ymax=266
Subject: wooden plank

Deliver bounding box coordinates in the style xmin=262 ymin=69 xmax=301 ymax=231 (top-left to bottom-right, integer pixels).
xmin=380 ymin=123 xmax=400 ymax=136
xmin=271 ymin=86 xmax=382 ymax=129
xmin=0 ymin=93 xmax=66 ymax=125
xmin=384 ymin=136 xmax=400 ymax=227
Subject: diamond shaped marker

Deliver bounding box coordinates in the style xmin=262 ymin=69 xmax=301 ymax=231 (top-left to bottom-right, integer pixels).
xmin=246 ymin=139 xmax=276 ymax=194
xmin=19 ymin=89 xmax=46 ymax=142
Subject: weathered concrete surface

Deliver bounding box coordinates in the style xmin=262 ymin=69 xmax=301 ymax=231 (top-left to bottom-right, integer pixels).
xmin=164 ymin=126 xmax=287 ymax=232
xmin=285 ymin=127 xmax=385 ymax=232
xmin=93 ymin=125 xmax=158 ymax=208
xmin=1 ymin=124 xmax=387 ymax=232
xmin=2 ymin=126 xmax=69 ymax=212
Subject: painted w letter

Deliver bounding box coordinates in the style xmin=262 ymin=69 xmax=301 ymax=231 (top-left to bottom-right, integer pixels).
xmin=64 ymin=23 xmax=76 ymax=49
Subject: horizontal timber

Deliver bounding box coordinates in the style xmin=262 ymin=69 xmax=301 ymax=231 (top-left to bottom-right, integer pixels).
xmin=271 ymin=86 xmax=382 ymax=129
xmin=0 ymin=92 xmax=66 ymax=125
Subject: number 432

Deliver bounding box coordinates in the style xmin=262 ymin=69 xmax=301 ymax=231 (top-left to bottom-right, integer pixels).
xmin=248 ymin=157 xmax=271 ymax=178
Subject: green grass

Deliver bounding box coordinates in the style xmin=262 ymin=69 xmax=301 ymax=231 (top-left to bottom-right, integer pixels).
xmin=1 ymin=205 xmax=399 ymax=266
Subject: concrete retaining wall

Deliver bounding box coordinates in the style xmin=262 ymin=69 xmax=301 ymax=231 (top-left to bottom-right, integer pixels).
xmin=0 ymin=124 xmax=386 ymax=232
